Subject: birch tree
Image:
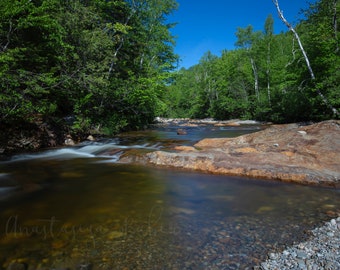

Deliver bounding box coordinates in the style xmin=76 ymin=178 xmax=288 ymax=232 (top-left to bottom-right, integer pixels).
xmin=272 ymin=0 xmax=339 ymax=117
xmin=264 ymin=15 xmax=274 ymax=106
xmin=235 ymin=25 xmax=261 ymax=101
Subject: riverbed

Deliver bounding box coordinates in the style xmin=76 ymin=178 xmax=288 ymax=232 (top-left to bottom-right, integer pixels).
xmin=0 ymin=123 xmax=339 ymax=269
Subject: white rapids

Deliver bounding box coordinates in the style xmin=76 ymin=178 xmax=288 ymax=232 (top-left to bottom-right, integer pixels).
xmin=2 ymin=141 xmax=162 ymax=163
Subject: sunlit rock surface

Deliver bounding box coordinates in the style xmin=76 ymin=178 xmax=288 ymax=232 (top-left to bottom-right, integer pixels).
xmin=142 ymin=120 xmax=340 ymax=187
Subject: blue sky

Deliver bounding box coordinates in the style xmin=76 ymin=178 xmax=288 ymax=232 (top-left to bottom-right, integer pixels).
xmin=168 ymin=0 xmax=317 ymax=69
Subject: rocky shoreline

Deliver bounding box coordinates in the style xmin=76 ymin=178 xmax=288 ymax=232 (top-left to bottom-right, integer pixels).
xmin=125 ymin=119 xmax=340 ymax=188
xmin=1 ymin=118 xmax=339 ymax=269
xmin=4 ymin=118 xmax=339 ymax=189
xmin=0 ymin=118 xmax=71 ymax=156
xmin=257 ymin=216 xmax=340 ymax=270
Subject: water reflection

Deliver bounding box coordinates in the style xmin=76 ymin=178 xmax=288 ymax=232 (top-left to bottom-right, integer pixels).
xmin=0 ymin=159 xmax=338 ymax=269
xmin=119 ymin=124 xmax=262 ymax=147
xmin=0 ymin=124 xmax=339 ymax=269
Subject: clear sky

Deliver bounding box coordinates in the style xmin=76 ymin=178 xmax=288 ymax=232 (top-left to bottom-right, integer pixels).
xmin=168 ymin=0 xmax=317 ymax=69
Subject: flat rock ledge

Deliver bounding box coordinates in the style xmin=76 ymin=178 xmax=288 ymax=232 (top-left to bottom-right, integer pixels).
xmin=125 ymin=120 xmax=340 ymax=188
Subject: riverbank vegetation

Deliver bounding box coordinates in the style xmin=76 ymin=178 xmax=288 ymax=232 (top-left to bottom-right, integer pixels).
xmin=0 ymin=0 xmax=339 ymax=149
xmin=164 ymin=0 xmax=339 ymax=123
xmin=0 ymin=0 xmax=178 ymax=136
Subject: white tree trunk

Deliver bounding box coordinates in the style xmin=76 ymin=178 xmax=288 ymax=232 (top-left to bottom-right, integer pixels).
xmin=266 ymin=42 xmax=271 ymax=106
xmin=107 ymin=7 xmax=136 ymax=77
xmin=250 ymin=58 xmax=259 ymax=101
xmin=1 ymin=21 xmax=13 ymax=53
xmin=272 ymin=0 xmax=339 ymax=117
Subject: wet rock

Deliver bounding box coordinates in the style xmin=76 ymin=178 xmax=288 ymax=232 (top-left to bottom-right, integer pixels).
xmin=215 ymin=121 xmax=241 ymax=127
xmin=141 ymin=120 xmax=340 ymax=187
xmin=76 ymin=263 xmax=92 ymax=270
xmin=176 ymin=128 xmax=187 ymax=135
xmin=50 ymin=268 xmax=71 ymax=270
xmin=174 ymin=146 xmax=197 ymax=152
xmin=107 ymin=231 xmax=125 ymax=239
xmin=154 ymin=117 xmax=263 ymax=127
xmin=0 ymin=119 xmax=68 ymax=155
xmin=64 ymin=135 xmax=75 ymax=146
xmin=87 ymin=135 xmax=95 ymax=141
xmin=6 ymin=262 xmax=27 ymax=270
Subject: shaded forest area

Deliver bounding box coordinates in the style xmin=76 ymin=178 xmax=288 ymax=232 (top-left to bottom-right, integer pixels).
xmin=0 ymin=0 xmax=178 ymax=138
xmin=0 ymin=0 xmax=339 ymax=152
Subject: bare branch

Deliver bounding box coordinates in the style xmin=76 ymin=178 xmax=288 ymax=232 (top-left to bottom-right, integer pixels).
xmin=285 ymin=38 xmax=297 ymax=68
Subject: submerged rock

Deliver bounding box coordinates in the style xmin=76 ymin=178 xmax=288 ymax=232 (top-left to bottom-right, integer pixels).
xmin=176 ymin=128 xmax=187 ymax=135
xmin=140 ymin=120 xmax=340 ymax=187
xmin=6 ymin=262 xmax=27 ymax=270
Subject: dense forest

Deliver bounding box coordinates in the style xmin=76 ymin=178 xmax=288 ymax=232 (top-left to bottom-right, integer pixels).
xmin=0 ymin=0 xmax=339 ymax=148
xmin=0 ymin=0 xmax=178 ymax=138
xmin=164 ymin=0 xmax=340 ymax=123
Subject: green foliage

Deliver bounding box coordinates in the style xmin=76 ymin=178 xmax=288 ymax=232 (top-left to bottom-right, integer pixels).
xmin=1 ymin=0 xmax=338 ymax=137
xmin=0 ymin=0 xmax=178 ymax=134
xmin=0 ymin=0 xmax=62 ymax=120
xmin=164 ymin=0 xmax=339 ymax=123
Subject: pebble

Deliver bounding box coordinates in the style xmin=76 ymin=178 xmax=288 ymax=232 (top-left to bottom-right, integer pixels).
xmin=282 ymin=250 xmax=290 ymax=256
xmin=259 ymin=216 xmax=340 ymax=270
xmin=296 ymin=250 xmax=307 ymax=259
xmin=330 ymin=219 xmax=336 ymax=226
xmin=3 ymin=213 xmax=339 ymax=270
xmin=6 ymin=263 xmax=27 ymax=270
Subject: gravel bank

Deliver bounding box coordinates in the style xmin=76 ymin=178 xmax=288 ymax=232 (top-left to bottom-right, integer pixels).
xmin=257 ymin=216 xmax=340 ymax=270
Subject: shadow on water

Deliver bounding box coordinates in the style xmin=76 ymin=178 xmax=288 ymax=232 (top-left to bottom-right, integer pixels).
xmin=0 ymin=124 xmax=339 ymax=269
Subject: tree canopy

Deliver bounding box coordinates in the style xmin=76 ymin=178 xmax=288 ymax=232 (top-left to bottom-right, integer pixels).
xmin=164 ymin=0 xmax=339 ymax=123
xmin=1 ymin=0 xmax=338 ymax=142
xmin=0 ymin=0 xmax=178 ymax=134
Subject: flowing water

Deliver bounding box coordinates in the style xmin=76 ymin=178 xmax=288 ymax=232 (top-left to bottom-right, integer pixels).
xmin=0 ymin=124 xmax=339 ymax=269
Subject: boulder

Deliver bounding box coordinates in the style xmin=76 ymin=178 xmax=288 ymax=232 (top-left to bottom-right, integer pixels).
xmin=87 ymin=135 xmax=95 ymax=141
xmin=176 ymin=128 xmax=187 ymax=135
xmin=143 ymin=120 xmax=340 ymax=188
xmin=64 ymin=135 xmax=75 ymax=146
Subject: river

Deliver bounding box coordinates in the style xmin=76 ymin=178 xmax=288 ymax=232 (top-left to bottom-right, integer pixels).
xmin=0 ymin=123 xmax=339 ymax=269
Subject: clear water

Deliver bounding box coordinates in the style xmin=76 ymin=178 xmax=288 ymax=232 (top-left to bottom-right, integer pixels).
xmin=0 ymin=125 xmax=339 ymax=269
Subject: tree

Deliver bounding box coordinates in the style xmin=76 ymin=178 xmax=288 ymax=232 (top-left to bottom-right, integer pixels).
xmin=235 ymin=25 xmax=262 ymax=101
xmin=264 ymin=14 xmax=274 ymax=105
xmin=0 ymin=0 xmax=69 ymax=122
xmin=301 ymin=0 xmax=340 ymax=119
xmin=272 ymin=0 xmax=339 ymax=117
xmin=165 ymin=0 xmax=338 ymax=123
xmin=0 ymin=0 xmax=179 ymax=135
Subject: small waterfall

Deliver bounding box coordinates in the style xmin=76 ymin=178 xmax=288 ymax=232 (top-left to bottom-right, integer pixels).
xmin=2 ymin=141 xmax=161 ymax=163
xmin=6 ymin=148 xmax=96 ymax=162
